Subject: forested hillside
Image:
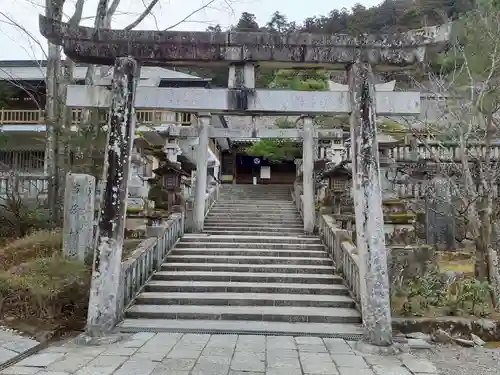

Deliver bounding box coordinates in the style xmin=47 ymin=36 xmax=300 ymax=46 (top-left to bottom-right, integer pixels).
xmin=183 ymin=0 xmax=474 ymax=86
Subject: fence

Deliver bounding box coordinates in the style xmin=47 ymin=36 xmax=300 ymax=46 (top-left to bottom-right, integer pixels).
xmin=0 ymin=109 xmax=194 ymax=126
xmin=0 ymin=175 xmax=48 ymax=201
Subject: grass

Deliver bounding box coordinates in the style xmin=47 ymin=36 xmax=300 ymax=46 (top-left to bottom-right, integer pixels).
xmin=0 ymin=230 xmax=62 ymax=270
xmin=0 ymin=230 xmax=148 ymax=341
xmin=0 ymin=230 xmax=89 ymax=341
xmin=437 ymin=252 xmax=475 ymax=275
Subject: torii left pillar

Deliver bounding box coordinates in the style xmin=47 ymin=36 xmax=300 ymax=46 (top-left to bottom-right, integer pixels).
xmin=87 ymin=57 xmax=139 ymax=336
xmin=193 ymin=113 xmax=211 ymax=232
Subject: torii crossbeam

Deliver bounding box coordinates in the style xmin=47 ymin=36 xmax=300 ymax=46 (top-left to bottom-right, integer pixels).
xmin=39 ymin=15 xmax=450 ymax=347
xmin=39 ymin=15 xmax=449 ymax=69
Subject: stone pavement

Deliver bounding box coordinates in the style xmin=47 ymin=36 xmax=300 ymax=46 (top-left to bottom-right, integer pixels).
xmin=0 ymin=333 xmax=439 ymax=375
xmin=0 ymin=329 xmax=39 ymax=366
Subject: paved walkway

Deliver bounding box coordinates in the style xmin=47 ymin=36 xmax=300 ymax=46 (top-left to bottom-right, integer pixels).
xmin=0 ymin=333 xmax=438 ymax=375
xmin=0 ymin=329 xmax=39 ymax=366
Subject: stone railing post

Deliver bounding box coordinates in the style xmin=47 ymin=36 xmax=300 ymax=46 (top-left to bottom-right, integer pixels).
xmin=62 ymin=173 xmax=95 ymax=262
xmin=86 ymin=57 xmax=139 ymax=336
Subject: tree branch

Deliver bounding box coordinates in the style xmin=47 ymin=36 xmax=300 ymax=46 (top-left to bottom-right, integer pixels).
xmin=164 ymin=0 xmax=218 ymax=31
xmin=124 ymin=0 xmax=160 ymax=30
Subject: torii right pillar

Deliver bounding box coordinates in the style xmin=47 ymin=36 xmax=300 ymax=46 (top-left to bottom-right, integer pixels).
xmin=348 ymin=62 xmax=392 ymax=347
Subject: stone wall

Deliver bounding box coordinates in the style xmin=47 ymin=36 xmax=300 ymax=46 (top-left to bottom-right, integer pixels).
xmin=388 ymin=245 xmax=437 ymax=283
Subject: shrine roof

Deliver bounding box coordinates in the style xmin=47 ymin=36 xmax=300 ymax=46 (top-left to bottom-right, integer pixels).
xmin=0 ymin=60 xmax=208 ymax=82
xmin=322 ymin=160 xmax=352 ymax=178
xmin=152 ymin=161 xmax=190 ymax=176
xmin=39 ymin=16 xmax=451 ymax=69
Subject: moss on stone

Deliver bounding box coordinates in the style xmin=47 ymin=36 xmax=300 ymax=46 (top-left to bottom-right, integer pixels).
xmin=385 ymin=212 xmax=416 ymax=224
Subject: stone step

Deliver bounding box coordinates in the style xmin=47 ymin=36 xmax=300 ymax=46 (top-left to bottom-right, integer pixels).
xmin=219 ymin=195 xmax=292 ymax=198
xmin=202 ymin=230 xmax=307 ymax=236
xmin=175 ymin=242 xmax=324 ymax=250
xmin=203 ymin=225 xmax=303 ymax=230
xmin=152 ymin=271 xmax=337 ymax=284
xmin=202 ymin=222 xmax=303 ymax=228
xmin=207 ymin=213 xmax=300 ymax=219
xmin=216 ymin=201 xmax=292 ymax=204
xmin=203 ymin=221 xmax=302 ymax=228
xmin=166 ymin=254 xmax=332 ymax=266
xmin=213 ymin=203 xmax=296 ymax=207
xmin=212 ymin=203 xmax=293 ymax=206
xmin=170 ymin=248 xmax=328 ymax=258
xmin=161 ymin=262 xmax=334 ymax=274
xmin=120 ymin=185 xmax=363 ymax=339
xmin=208 ymin=211 xmax=298 ymax=216
xmin=145 ymin=280 xmax=347 ymax=294
xmin=210 ymin=207 xmax=298 ymax=212
xmin=125 ymin=305 xmax=361 ymax=324
xmin=220 ymin=189 xmax=291 ymax=192
xmin=217 ymin=197 xmax=291 ymax=201
xmin=181 ymin=234 xmax=321 ymax=244
xmin=134 ymin=292 xmax=355 ymax=308
xmin=117 ymin=319 xmax=364 ymax=338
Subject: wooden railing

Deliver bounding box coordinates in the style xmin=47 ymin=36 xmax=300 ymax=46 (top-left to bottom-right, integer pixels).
xmin=319 ymin=214 xmax=361 ymax=309
xmin=0 ymin=174 xmax=48 ymax=198
xmin=0 ymin=109 xmax=194 ymax=126
xmin=0 ymin=110 xmax=43 ymax=124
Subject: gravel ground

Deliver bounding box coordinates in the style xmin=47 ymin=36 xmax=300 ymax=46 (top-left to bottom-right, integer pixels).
xmin=411 ymin=345 xmax=500 ymax=375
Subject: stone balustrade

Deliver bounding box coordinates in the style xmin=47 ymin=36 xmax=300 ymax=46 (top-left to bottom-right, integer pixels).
xmin=291 ymin=183 xmax=304 ymax=218
xmin=117 ymin=183 xmax=220 ymax=318
xmin=344 ymin=142 xmax=500 ymax=162
xmin=319 ymin=214 xmax=361 ymax=309
xmin=118 ymin=212 xmax=184 ymax=318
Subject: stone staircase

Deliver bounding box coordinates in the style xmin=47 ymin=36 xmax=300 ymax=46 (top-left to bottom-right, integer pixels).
xmin=118 ymin=184 xmax=363 ymax=338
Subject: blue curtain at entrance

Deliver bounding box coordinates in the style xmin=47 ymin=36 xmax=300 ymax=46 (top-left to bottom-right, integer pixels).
xmin=238 ymin=155 xmax=271 ymax=168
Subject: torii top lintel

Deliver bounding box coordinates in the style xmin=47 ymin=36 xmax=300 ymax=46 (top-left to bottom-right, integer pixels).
xmin=39 ymin=15 xmax=450 ymax=69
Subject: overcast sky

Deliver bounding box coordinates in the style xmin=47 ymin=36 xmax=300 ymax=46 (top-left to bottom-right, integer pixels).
xmin=0 ymin=0 xmax=382 ymax=60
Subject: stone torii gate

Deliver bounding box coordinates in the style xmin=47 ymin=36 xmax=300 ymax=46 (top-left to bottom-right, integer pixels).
xmin=39 ymin=15 xmax=449 ymax=346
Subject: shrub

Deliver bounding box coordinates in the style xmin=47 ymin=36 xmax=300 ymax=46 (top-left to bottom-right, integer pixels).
xmin=0 ymin=194 xmax=54 ymax=238
xmin=391 ymin=270 xmax=494 ymax=318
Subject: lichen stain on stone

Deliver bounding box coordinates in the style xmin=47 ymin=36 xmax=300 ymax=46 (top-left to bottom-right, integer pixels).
xmin=39 ymin=15 xmax=450 ymax=67
xmin=87 ymin=57 xmax=139 ymax=335
xmin=348 ymin=62 xmax=393 ymax=346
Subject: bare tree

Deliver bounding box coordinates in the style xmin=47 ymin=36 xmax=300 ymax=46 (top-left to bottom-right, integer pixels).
xmin=398 ymin=0 xmax=500 ymax=308
xmin=2 ymin=0 xmax=238 ymax=223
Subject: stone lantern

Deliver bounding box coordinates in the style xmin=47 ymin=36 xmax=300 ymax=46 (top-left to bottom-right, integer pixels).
xmin=148 ymin=161 xmax=190 ymax=211
xmin=377 ymin=134 xmax=400 ymax=201
xmin=321 ymin=161 xmax=353 ymax=215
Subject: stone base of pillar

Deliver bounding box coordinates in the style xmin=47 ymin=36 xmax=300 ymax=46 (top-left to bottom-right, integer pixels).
xmin=354 ymin=340 xmax=403 ymax=356
xmin=73 ymin=333 xmax=125 ymax=345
